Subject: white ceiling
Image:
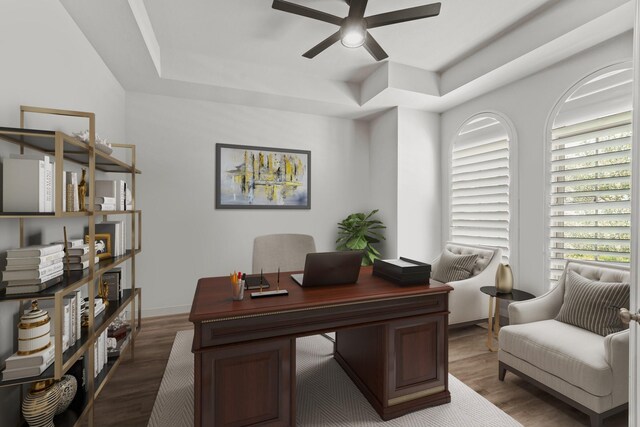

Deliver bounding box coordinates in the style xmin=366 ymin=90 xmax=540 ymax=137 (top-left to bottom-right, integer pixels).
xmin=60 ymin=0 xmax=633 ymax=119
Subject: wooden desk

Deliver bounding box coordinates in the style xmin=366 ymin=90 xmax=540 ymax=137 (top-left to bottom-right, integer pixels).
xmin=189 ymin=266 xmax=453 ymax=426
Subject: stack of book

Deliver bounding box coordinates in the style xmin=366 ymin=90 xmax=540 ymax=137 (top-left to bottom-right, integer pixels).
xmin=2 ymin=154 xmax=54 ymax=213
xmin=56 ymin=239 xmax=99 ymax=270
xmin=1 ymin=339 xmax=57 ymax=381
xmin=2 ymin=245 xmax=65 ymax=295
xmin=94 ymin=180 xmax=132 ymax=211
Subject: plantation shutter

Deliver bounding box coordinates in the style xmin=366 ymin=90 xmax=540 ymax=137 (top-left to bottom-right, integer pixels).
xmin=549 ymin=66 xmax=632 ymax=285
xmin=451 ymin=115 xmax=510 ymax=262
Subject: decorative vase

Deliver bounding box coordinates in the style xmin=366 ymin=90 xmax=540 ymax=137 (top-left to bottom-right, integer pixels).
xmin=55 ymin=375 xmax=77 ymax=415
xmin=22 ymin=379 xmax=61 ymax=427
xmin=495 ymin=264 xmax=513 ymax=294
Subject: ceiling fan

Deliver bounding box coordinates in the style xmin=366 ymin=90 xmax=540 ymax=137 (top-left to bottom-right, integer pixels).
xmin=271 ymin=0 xmax=441 ymax=61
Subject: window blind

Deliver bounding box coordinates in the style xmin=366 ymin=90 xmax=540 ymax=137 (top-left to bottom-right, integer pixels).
xmin=451 ymin=115 xmax=510 ymax=262
xmin=548 ymin=66 xmax=632 ymax=285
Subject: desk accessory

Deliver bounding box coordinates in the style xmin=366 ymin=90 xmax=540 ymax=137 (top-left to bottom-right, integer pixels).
xmin=250 ymin=267 xmax=288 ymax=298
xmin=372 ymin=257 xmax=431 ymax=285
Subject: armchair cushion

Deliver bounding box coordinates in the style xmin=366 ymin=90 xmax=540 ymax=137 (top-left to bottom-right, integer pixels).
xmin=431 ymin=249 xmax=477 ymax=283
xmin=499 ymin=319 xmax=613 ymax=396
xmin=555 ymin=271 xmax=629 ymax=336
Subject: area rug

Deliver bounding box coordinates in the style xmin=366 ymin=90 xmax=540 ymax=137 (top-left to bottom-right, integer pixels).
xmin=148 ymin=330 xmax=521 ymax=427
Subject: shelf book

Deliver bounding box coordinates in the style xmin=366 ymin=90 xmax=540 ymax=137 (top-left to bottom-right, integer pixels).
xmin=2 ymin=245 xmax=65 ymax=294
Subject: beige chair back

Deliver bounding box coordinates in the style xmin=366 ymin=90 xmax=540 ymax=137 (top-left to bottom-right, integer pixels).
xmin=252 ymin=234 xmax=316 ymax=274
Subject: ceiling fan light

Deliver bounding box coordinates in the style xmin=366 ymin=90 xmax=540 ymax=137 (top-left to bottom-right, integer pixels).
xmin=340 ymin=25 xmax=366 ymax=48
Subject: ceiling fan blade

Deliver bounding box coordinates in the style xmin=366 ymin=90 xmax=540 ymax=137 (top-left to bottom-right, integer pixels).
xmin=272 ymin=0 xmax=343 ymax=26
xmin=302 ymin=31 xmax=342 ymax=58
xmin=363 ymin=32 xmax=388 ymax=61
xmin=347 ymin=0 xmax=368 ymax=20
xmin=365 ymin=2 xmax=441 ymax=29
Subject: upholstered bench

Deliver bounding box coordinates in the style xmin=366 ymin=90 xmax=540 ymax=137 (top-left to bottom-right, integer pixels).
xmin=430 ymin=242 xmax=502 ymax=326
xmin=498 ymin=260 xmax=629 ymax=427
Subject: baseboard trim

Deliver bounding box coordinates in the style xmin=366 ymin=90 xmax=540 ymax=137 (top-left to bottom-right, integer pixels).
xmin=142 ymin=304 xmax=191 ymax=318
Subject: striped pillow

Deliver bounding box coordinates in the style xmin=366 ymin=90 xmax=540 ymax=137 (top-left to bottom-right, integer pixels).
xmin=555 ymin=270 xmax=629 ymax=336
xmin=432 ymin=250 xmax=478 ymax=283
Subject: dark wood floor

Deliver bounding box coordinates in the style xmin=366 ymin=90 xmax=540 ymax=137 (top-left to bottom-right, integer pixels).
xmin=91 ymin=315 xmax=629 ymax=427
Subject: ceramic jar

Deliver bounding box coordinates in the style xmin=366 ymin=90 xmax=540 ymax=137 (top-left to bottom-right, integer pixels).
xmin=55 ymin=375 xmax=77 ymax=415
xmin=495 ymin=264 xmax=513 ymax=294
xmin=18 ymin=300 xmax=51 ymax=355
xmin=22 ymin=379 xmax=61 ymax=427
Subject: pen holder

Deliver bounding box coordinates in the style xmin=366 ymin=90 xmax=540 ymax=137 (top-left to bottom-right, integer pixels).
xmin=232 ymin=282 xmax=244 ymax=301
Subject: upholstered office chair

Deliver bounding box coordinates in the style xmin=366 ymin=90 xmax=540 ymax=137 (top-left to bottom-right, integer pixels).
xmin=252 ymin=233 xmax=316 ymax=274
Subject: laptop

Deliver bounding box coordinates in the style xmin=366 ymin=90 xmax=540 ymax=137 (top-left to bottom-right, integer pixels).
xmin=291 ymin=251 xmax=363 ymax=287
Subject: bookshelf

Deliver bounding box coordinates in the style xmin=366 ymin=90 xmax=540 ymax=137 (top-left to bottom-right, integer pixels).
xmin=0 ymin=106 xmax=142 ymax=427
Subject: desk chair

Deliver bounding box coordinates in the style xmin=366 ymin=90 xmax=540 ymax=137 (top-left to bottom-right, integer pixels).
xmin=253 ymin=233 xmax=338 ymax=342
xmin=252 ymin=233 xmax=316 ymax=274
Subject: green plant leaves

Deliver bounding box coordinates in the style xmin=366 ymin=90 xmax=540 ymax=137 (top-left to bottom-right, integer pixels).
xmin=335 ymin=209 xmax=386 ymax=266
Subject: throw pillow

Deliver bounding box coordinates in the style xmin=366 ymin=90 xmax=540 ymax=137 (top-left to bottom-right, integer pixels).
xmin=555 ymin=270 xmax=630 ymax=336
xmin=431 ymin=249 xmax=478 ymax=283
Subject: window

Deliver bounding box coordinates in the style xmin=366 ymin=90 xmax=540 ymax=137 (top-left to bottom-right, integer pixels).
xmin=450 ymin=113 xmax=513 ymax=263
xmin=548 ymin=63 xmax=632 ymax=285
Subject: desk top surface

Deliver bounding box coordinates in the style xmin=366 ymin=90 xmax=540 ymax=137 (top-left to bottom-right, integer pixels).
xmin=189 ymin=266 xmax=452 ymax=323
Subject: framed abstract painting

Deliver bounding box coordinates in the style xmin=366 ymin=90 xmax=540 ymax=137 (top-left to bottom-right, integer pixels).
xmin=216 ymin=143 xmax=311 ymax=209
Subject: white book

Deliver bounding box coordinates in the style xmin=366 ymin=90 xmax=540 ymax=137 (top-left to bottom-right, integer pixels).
xmin=66 ymin=259 xmax=90 ymax=270
xmin=94 ymin=203 xmax=117 ymax=212
xmin=39 ymin=299 xmax=71 ymax=351
xmin=88 ymin=196 xmax=116 ymax=204
xmin=6 ymin=251 xmax=65 ymax=267
xmin=5 ymin=253 xmax=64 ymax=271
xmin=2 ymin=354 xmax=54 ymax=381
xmin=67 ymin=244 xmax=90 ymax=256
xmin=95 ymin=180 xmax=126 ymax=210
xmin=2 ymin=262 xmax=63 ymax=281
xmin=51 ymin=239 xmax=85 ymax=249
xmin=2 ymin=157 xmax=45 ymax=212
xmin=4 ymin=270 xmax=63 ymax=286
xmin=4 ymin=275 xmax=63 ymax=294
xmin=75 ymin=290 xmax=82 ymax=344
xmin=6 ymin=244 xmax=64 ymax=258
xmin=4 ymin=339 xmax=55 ymax=370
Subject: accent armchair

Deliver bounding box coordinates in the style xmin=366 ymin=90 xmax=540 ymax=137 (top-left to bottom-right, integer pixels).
xmin=430 ymin=242 xmax=502 ymax=326
xmin=498 ymin=260 xmax=629 ymax=427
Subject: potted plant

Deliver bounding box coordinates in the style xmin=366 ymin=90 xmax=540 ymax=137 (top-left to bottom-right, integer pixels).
xmin=336 ymin=209 xmax=386 ymax=266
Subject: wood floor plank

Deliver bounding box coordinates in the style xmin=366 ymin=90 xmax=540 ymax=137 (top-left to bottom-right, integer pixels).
xmin=91 ymin=316 xmax=629 ymax=427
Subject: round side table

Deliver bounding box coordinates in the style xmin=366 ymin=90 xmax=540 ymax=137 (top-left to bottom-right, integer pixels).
xmin=480 ymin=286 xmax=535 ymax=351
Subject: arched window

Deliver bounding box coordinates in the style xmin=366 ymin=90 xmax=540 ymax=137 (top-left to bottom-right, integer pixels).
xmin=547 ymin=62 xmax=632 ymax=286
xmin=450 ymin=113 xmax=514 ymax=263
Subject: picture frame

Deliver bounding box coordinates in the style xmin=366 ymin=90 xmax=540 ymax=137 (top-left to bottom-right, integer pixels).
xmin=216 ymin=143 xmax=311 ymax=209
xmin=86 ymin=233 xmax=112 ymax=260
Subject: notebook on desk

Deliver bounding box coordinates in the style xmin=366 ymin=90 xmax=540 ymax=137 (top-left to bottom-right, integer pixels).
xmin=291 ymin=251 xmax=363 ymax=287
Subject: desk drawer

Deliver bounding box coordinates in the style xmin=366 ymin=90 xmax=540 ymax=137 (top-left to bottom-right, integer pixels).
xmin=198 ymin=292 xmax=447 ymax=348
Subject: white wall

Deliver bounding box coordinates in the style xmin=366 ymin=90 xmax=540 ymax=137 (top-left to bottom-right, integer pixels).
xmin=0 ymin=0 xmax=126 ymax=424
xmin=126 ymin=92 xmax=371 ymax=316
xmin=397 ymin=108 xmax=441 ymax=262
xmin=369 ymin=109 xmax=399 ymax=259
xmin=440 ymin=32 xmax=633 ymax=296
xmin=368 ymin=108 xmax=442 ymax=263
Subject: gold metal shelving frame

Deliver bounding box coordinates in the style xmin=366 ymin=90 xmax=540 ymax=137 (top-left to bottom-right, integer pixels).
xmin=0 ymin=106 xmax=142 ymax=427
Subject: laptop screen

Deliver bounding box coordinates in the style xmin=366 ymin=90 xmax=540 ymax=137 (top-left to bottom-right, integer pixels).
xmin=292 ymin=251 xmax=363 ymax=287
